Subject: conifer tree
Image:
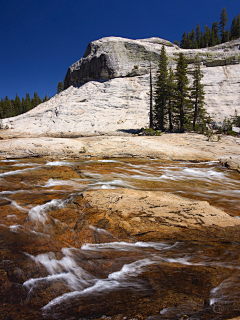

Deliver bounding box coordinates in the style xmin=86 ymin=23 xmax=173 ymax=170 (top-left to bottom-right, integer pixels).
xmin=199 ymin=31 xmax=205 ymax=48
xmin=154 ymin=45 xmax=169 ymax=131
xmin=185 ymin=34 xmax=192 ymax=49
xmin=14 ymin=94 xmax=22 ymax=115
xmin=180 ymin=32 xmax=187 ymax=48
xmin=43 ymin=94 xmax=49 ymax=102
xmin=191 ymin=55 xmax=205 ymax=130
xmin=21 ymin=97 xmax=25 ymax=114
xmin=220 ymin=7 xmax=228 ymax=42
xmin=210 ymin=22 xmax=220 ymax=46
xmin=225 ymin=28 xmax=230 ymax=42
xmin=204 ymin=24 xmax=211 ymax=47
xmin=236 ymin=14 xmax=240 ymax=38
xmin=230 ymin=16 xmax=237 ymax=39
xmin=175 ymin=53 xmax=190 ymax=132
xmin=4 ymin=96 xmax=10 ymax=118
xmin=193 ymin=39 xmax=198 ymax=49
xmin=25 ymin=93 xmax=32 ymax=111
xmin=167 ymin=68 xmax=176 ymax=131
xmin=32 ymin=92 xmax=42 ymax=108
xmin=57 ymin=81 xmax=64 ymax=94
xmin=196 ymin=23 xmax=201 ymax=45
xmin=189 ymin=29 xmax=196 ymax=48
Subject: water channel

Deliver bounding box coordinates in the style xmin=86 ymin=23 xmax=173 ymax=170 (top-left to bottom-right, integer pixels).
xmin=0 ymin=158 xmax=240 ymax=320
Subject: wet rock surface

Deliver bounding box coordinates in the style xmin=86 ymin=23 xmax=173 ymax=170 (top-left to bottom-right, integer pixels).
xmin=0 ymin=159 xmax=240 ymax=319
xmin=1 ymin=133 xmax=240 ymax=173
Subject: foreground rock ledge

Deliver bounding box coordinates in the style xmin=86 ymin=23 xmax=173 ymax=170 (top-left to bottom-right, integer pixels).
xmin=0 ymin=133 xmax=240 ymax=172
xmin=72 ymin=188 xmax=240 ymax=243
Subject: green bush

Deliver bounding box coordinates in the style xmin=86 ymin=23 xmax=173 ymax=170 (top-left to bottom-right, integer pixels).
xmin=141 ymin=128 xmax=162 ymax=136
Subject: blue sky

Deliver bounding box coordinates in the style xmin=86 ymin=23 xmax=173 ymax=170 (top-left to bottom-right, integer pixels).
xmin=0 ymin=0 xmax=238 ymax=100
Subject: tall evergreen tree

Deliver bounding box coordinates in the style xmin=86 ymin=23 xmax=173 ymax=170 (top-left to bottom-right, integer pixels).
xmin=185 ymin=34 xmax=192 ymax=49
xmin=57 ymin=81 xmax=64 ymax=94
xmin=43 ymin=94 xmax=49 ymax=102
xmin=21 ymin=97 xmax=25 ymax=114
xmin=189 ymin=28 xmax=196 ymax=48
xmin=230 ymin=16 xmax=237 ymax=39
xmin=154 ymin=45 xmax=169 ymax=131
xmin=0 ymin=98 xmax=4 ymax=118
xmin=236 ymin=14 xmax=240 ymax=38
xmin=225 ymin=28 xmax=230 ymax=42
xmin=191 ymin=55 xmax=205 ymax=130
xmin=196 ymin=23 xmax=201 ymax=45
xmin=199 ymin=31 xmax=205 ymax=48
xmin=25 ymin=93 xmax=32 ymax=112
xmin=210 ymin=22 xmax=220 ymax=46
xmin=220 ymin=7 xmax=228 ymax=42
xmin=180 ymin=31 xmax=187 ymax=48
xmin=32 ymin=92 xmax=42 ymax=108
xmin=193 ymin=39 xmax=198 ymax=49
xmin=14 ymin=94 xmax=22 ymax=116
xmin=4 ymin=96 xmax=11 ymax=118
xmin=167 ymin=68 xmax=176 ymax=131
xmin=204 ymin=24 xmax=211 ymax=47
xmin=175 ymin=53 xmax=190 ymax=132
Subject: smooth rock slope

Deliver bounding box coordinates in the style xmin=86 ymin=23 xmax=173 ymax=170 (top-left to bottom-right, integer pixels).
xmin=1 ymin=36 xmax=240 ymax=136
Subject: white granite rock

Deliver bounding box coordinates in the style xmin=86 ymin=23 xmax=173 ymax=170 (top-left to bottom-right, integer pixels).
xmin=2 ymin=37 xmax=240 ymax=136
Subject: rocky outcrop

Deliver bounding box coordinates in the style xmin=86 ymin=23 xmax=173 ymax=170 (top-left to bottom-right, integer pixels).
xmin=1 ymin=37 xmax=240 ymax=135
xmin=64 ymin=36 xmax=240 ymax=88
xmin=64 ymin=37 xmax=179 ymax=87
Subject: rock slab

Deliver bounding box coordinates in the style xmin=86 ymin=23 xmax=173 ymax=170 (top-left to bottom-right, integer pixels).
xmin=1 ymin=37 xmax=240 ymax=135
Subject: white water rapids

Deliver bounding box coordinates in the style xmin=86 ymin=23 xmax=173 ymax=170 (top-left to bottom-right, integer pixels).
xmin=0 ymin=158 xmax=240 ymax=319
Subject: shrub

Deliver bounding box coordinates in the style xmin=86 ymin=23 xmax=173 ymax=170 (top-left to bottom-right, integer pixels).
xmin=141 ymin=128 xmax=162 ymax=136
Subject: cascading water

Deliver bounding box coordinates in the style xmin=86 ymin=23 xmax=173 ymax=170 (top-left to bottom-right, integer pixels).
xmin=0 ymin=158 xmax=240 ymax=320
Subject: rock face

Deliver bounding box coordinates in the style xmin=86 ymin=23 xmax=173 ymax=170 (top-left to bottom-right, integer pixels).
xmin=2 ymin=36 xmax=240 ymax=135
xmin=64 ymin=37 xmax=180 ymax=87
xmin=64 ymin=36 xmax=240 ymax=88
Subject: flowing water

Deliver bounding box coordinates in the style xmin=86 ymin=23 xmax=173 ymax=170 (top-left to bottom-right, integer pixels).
xmin=0 ymin=158 xmax=240 ymax=320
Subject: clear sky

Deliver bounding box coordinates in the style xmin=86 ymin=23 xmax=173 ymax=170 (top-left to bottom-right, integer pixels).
xmin=0 ymin=0 xmax=238 ymax=100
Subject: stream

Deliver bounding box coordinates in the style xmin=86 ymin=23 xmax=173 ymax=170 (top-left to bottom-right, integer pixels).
xmin=0 ymin=158 xmax=240 ymax=320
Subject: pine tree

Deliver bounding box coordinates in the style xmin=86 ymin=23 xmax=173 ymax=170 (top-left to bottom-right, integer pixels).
xmin=14 ymin=94 xmax=22 ymax=115
xmin=180 ymin=31 xmax=187 ymax=48
xmin=57 ymin=81 xmax=64 ymax=94
xmin=154 ymin=45 xmax=169 ymax=131
xmin=4 ymin=96 xmax=11 ymax=118
xmin=230 ymin=16 xmax=237 ymax=39
xmin=43 ymin=94 xmax=49 ymax=102
xmin=175 ymin=53 xmax=190 ymax=132
xmin=199 ymin=31 xmax=205 ymax=48
xmin=204 ymin=24 xmax=211 ymax=47
xmin=32 ymin=92 xmax=42 ymax=108
xmin=236 ymin=14 xmax=240 ymax=38
xmin=25 ymin=93 xmax=32 ymax=111
xmin=189 ymin=29 xmax=196 ymax=48
xmin=220 ymin=7 xmax=228 ymax=43
xmin=193 ymin=39 xmax=198 ymax=49
xmin=191 ymin=55 xmax=205 ymax=131
xmin=186 ymin=33 xmax=192 ymax=49
xmin=225 ymin=28 xmax=230 ymax=42
xmin=210 ymin=22 xmax=220 ymax=46
xmin=167 ymin=68 xmax=176 ymax=131
xmin=21 ymin=97 xmax=25 ymax=114
xmin=196 ymin=23 xmax=201 ymax=46
xmin=210 ymin=31 xmax=216 ymax=47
